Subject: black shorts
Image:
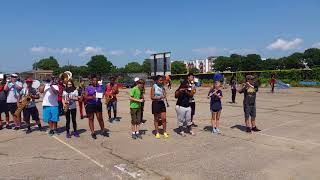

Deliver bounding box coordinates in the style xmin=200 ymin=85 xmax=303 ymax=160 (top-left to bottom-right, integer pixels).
xmin=23 ymin=107 xmax=40 ymax=122
xmin=0 ymin=101 xmax=8 ymax=113
xmin=7 ymin=103 xmax=17 ymax=115
xmin=85 ymin=103 xmax=103 ymax=114
xmin=152 ymin=101 xmax=166 ymax=114
xmin=190 ymin=102 xmax=196 ymax=116
xmin=244 ymin=105 xmax=256 ymax=120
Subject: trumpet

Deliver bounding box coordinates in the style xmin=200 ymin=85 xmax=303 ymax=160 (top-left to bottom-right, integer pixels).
xmin=15 ymin=95 xmax=32 ymax=117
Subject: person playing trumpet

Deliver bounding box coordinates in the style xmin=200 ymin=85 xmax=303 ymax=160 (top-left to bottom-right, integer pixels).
xmin=104 ymin=76 xmax=119 ymax=123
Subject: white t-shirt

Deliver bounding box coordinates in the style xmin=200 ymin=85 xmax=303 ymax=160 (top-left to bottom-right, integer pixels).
xmin=62 ymin=90 xmax=78 ymax=110
xmin=42 ymin=84 xmax=59 ymax=107
xmin=6 ymin=81 xmax=22 ymax=103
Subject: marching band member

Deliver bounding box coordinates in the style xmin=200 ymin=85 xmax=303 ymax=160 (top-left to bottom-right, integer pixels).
xmin=84 ymin=75 xmax=109 ymax=139
xmin=0 ymin=75 xmax=10 ymax=130
xmin=238 ymin=75 xmax=261 ymax=133
xmin=63 ymin=80 xmax=79 ymax=138
xmin=39 ymin=77 xmax=60 ymax=136
xmin=4 ymin=73 xmax=22 ymax=130
xmin=187 ymin=73 xmax=198 ymax=127
xmin=20 ymin=78 xmax=42 ymax=134
xmin=151 ymin=75 xmax=168 ymax=139
xmin=129 ymin=79 xmax=144 ymax=139
xmin=208 ymin=81 xmax=223 ymax=134
xmin=104 ymin=76 xmax=119 ymax=123
xmin=175 ymin=80 xmax=194 ymax=136
xmin=78 ymin=79 xmax=85 ymax=119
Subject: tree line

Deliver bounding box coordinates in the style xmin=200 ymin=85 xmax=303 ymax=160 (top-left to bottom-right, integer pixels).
xmin=32 ymin=55 xmax=151 ymax=77
xmin=171 ymin=48 xmax=320 ymax=74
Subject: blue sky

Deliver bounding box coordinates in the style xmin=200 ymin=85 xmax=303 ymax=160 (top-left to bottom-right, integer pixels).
xmin=0 ymin=0 xmax=320 ymax=73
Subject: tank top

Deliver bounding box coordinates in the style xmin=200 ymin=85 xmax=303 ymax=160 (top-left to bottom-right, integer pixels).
xmin=153 ymin=84 xmax=164 ymax=98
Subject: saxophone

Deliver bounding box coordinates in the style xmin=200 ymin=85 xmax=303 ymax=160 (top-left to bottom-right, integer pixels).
xmin=104 ymin=84 xmax=115 ymax=105
xmin=14 ymin=95 xmax=32 ymax=117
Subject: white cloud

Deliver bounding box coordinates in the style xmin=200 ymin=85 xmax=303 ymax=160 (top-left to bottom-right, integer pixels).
xmin=228 ymin=48 xmax=258 ymax=55
xmin=192 ymin=47 xmax=221 ymax=55
xmin=30 ymin=46 xmax=78 ymax=54
xmin=312 ymin=42 xmax=320 ymax=48
xmin=79 ymin=46 xmax=104 ymax=56
xmin=267 ymin=38 xmax=303 ymax=51
xmin=132 ymin=49 xmax=156 ymax=56
xmin=108 ymin=50 xmax=125 ymax=56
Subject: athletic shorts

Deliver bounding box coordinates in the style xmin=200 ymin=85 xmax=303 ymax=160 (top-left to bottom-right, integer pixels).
xmin=7 ymin=103 xmax=17 ymax=115
xmin=85 ymin=103 xmax=102 ymax=114
xmin=130 ymin=108 xmax=141 ymax=125
xmin=0 ymin=101 xmax=8 ymax=113
xmin=190 ymin=102 xmax=196 ymax=116
xmin=107 ymin=101 xmax=117 ymax=111
xmin=244 ymin=105 xmax=256 ymax=120
xmin=43 ymin=106 xmax=59 ymax=123
xmin=152 ymin=101 xmax=166 ymax=114
xmin=23 ymin=107 xmax=40 ymax=122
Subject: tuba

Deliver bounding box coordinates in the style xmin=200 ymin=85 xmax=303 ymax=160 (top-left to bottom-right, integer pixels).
xmin=59 ymin=71 xmax=72 ymax=85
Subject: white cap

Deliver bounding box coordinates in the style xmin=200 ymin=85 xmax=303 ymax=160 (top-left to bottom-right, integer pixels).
xmin=134 ymin=77 xmax=140 ymax=82
xmin=11 ymin=73 xmax=18 ymax=77
xmin=0 ymin=74 xmax=3 ymax=79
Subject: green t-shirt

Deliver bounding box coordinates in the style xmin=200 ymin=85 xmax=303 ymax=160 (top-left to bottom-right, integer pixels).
xmin=130 ymin=86 xmax=141 ymax=109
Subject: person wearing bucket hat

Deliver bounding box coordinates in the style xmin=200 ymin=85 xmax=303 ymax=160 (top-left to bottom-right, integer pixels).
xmin=20 ymin=77 xmax=42 ymax=134
xmin=4 ymin=73 xmax=23 ymax=130
xmin=0 ymin=74 xmax=10 ymax=130
xmin=238 ymin=75 xmax=261 ymax=133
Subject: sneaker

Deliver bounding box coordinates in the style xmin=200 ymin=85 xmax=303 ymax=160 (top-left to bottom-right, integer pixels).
xmin=163 ymin=132 xmax=169 ymax=139
xmin=48 ymin=130 xmax=54 ymax=136
xmin=191 ymin=123 xmax=198 ymax=127
xmin=66 ymin=132 xmax=71 ymax=138
xmin=136 ymin=133 xmax=142 ymax=139
xmin=180 ymin=131 xmax=186 ymax=137
xmin=216 ymin=128 xmax=221 ymax=134
xmin=102 ymin=130 xmax=109 ymax=137
xmin=6 ymin=124 xmax=12 ymax=129
xmin=54 ymin=130 xmax=60 ymax=135
xmin=73 ymin=131 xmax=80 ymax=137
xmin=91 ymin=133 xmax=97 ymax=139
xmin=114 ymin=117 xmax=120 ymax=121
xmin=252 ymin=126 xmax=261 ymax=132
xmin=246 ymin=127 xmax=252 ymax=133
xmin=155 ymin=133 xmax=160 ymax=139
xmin=132 ymin=133 xmax=137 ymax=139
xmin=109 ymin=118 xmax=113 ymax=123
xmin=189 ymin=130 xmax=196 ymax=136
xmin=13 ymin=126 xmax=20 ymax=130
xmin=26 ymin=128 xmax=32 ymax=134
xmin=212 ymin=128 xmax=217 ymax=134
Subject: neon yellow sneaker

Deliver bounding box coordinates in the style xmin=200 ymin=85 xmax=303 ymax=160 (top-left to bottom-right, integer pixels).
xmin=163 ymin=132 xmax=169 ymax=139
xmin=155 ymin=133 xmax=160 ymax=139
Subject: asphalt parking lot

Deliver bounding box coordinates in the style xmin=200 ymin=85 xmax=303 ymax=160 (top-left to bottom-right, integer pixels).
xmin=0 ymin=86 xmax=320 ymax=180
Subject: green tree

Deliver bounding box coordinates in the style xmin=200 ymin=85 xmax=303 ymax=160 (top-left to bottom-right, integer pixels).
xmin=33 ymin=56 xmax=59 ymax=70
xmin=283 ymin=52 xmax=304 ymax=69
xmin=86 ymin=55 xmax=114 ymax=75
xmin=124 ymin=62 xmax=143 ymax=73
xmin=142 ymin=59 xmax=151 ymax=74
xmin=213 ymin=56 xmax=230 ymax=72
xmin=303 ymin=48 xmax=320 ymax=68
xmin=171 ymin=61 xmax=187 ymax=74
xmin=188 ymin=67 xmax=200 ymax=74
xmin=239 ymin=54 xmax=262 ymax=71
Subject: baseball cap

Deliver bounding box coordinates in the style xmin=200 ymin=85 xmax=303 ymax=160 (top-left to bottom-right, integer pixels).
xmin=26 ymin=77 xmax=33 ymax=83
xmin=11 ymin=73 xmax=18 ymax=78
xmin=134 ymin=77 xmax=140 ymax=82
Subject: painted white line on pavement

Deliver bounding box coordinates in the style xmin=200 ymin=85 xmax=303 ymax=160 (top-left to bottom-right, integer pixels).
xmin=142 ymin=151 xmax=176 ymax=161
xmin=114 ymin=164 xmax=141 ymax=179
xmin=52 ymin=136 xmax=104 ymax=168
